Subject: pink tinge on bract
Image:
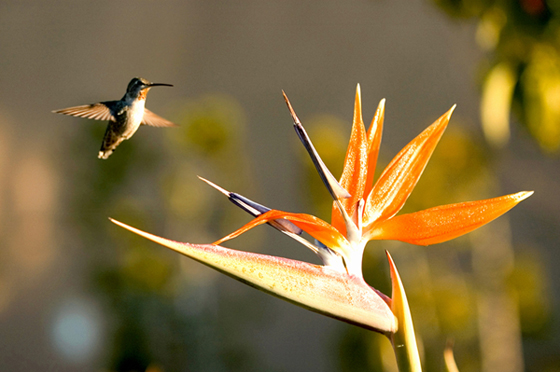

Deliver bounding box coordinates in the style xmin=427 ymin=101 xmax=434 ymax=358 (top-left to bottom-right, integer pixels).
xmin=110 ymin=218 xmax=397 ymax=334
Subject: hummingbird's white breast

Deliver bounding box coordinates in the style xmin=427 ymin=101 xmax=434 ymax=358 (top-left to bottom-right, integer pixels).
xmin=123 ymin=99 xmax=146 ymax=139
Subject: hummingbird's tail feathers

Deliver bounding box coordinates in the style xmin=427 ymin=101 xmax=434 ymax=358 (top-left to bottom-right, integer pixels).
xmin=98 ymin=140 xmax=122 ymax=159
xmin=53 ymin=102 xmax=116 ymax=122
xmin=141 ymin=108 xmax=178 ymax=127
xmin=98 ymin=150 xmax=113 ymax=160
xmin=98 ymin=123 xmax=126 ymax=160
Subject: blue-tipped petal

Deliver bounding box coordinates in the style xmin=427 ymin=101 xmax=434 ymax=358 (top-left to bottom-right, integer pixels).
xmin=231 ymin=192 xmax=272 ymax=215
xmin=283 ymin=91 xmax=351 ymax=201
xmin=231 ymin=193 xmax=305 ymax=235
xmin=198 ymin=176 xmax=303 ymax=235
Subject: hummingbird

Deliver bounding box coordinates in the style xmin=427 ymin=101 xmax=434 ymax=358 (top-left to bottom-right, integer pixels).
xmin=53 ymin=77 xmax=176 ymax=159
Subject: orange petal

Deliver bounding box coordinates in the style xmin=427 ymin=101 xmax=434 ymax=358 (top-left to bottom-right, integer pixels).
xmin=363 ymin=106 xmax=455 ymax=228
xmin=110 ymin=218 xmax=397 ymax=334
xmin=214 ymin=210 xmax=350 ymax=253
xmin=331 ymin=85 xmax=369 ymax=234
xmin=367 ymin=191 xmax=533 ymax=245
xmin=387 ymin=251 xmax=422 ymax=371
xmin=364 ymin=98 xmax=385 ymax=199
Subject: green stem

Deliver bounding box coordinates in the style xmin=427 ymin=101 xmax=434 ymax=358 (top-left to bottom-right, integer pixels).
xmin=390 ymin=331 xmax=422 ymax=372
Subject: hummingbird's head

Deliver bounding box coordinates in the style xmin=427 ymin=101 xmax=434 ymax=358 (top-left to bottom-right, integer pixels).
xmin=126 ymin=77 xmax=173 ymax=99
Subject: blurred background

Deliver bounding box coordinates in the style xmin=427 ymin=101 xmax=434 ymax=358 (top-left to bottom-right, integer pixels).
xmin=0 ymin=0 xmax=557 ymax=371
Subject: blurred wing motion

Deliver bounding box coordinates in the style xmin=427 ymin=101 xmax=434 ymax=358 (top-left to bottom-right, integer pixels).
xmin=142 ymin=108 xmax=177 ymax=127
xmin=52 ymin=102 xmax=116 ymax=122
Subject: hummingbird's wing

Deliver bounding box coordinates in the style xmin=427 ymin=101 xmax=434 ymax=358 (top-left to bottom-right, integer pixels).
xmin=52 ymin=101 xmax=117 ymax=122
xmin=142 ymin=108 xmax=178 ymax=127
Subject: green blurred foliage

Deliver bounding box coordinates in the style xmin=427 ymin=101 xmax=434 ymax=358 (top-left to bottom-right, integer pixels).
xmin=507 ymin=248 xmax=552 ymax=337
xmin=338 ymin=326 xmax=386 ymax=371
xmin=170 ymin=94 xmax=245 ymax=159
xmin=433 ymin=0 xmax=560 ymax=152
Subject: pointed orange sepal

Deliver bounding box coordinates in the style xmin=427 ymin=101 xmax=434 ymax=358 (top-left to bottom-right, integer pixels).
xmin=387 ymin=251 xmax=422 ymax=372
xmin=363 ymin=106 xmax=456 ymax=228
xmin=214 ymin=210 xmax=350 ymax=253
xmin=368 ymin=191 xmax=533 ymax=245
xmin=110 ymin=218 xmax=397 ymax=334
xmin=332 ymin=84 xmax=369 ymax=234
xmin=364 ymin=98 xmax=385 ymax=198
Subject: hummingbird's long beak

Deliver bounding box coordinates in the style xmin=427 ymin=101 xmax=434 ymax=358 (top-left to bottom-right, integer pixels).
xmin=147 ymin=83 xmax=173 ymax=88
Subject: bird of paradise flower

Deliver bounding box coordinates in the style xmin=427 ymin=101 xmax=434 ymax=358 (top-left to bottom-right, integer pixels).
xmin=111 ymin=85 xmax=531 ymax=371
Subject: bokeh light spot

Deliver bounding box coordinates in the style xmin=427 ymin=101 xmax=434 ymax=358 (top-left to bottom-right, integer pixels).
xmin=51 ymin=297 xmax=104 ymax=364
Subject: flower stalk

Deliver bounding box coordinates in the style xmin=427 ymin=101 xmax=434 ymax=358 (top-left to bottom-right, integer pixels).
xmin=387 ymin=251 xmax=422 ymax=372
